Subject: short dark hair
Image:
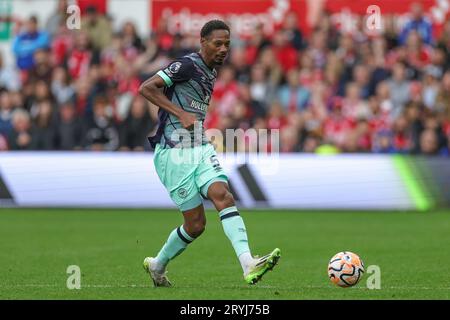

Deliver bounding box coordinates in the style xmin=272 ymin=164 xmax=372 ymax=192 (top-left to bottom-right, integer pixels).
xmin=200 ymin=20 xmax=230 ymax=38
xmin=29 ymin=15 xmax=38 ymax=24
xmin=86 ymin=5 xmax=98 ymax=14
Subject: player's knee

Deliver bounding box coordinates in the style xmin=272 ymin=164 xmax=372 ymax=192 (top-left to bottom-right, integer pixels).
xmin=223 ymin=190 xmax=235 ymax=207
xmin=185 ymin=217 xmax=206 ymax=238
xmin=214 ymin=188 xmax=235 ymax=207
xmin=190 ymin=220 xmax=206 ymax=238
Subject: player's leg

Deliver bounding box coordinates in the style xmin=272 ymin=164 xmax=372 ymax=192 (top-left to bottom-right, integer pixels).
xmin=144 ymin=145 xmax=205 ymax=287
xmin=144 ymin=203 xmax=206 ymax=287
xmin=195 ymin=143 xmax=281 ymax=284
xmin=153 ymin=203 xmax=206 ymax=269
xmin=206 ymin=181 xmax=253 ymax=268
xmin=206 ymin=181 xmax=280 ymax=284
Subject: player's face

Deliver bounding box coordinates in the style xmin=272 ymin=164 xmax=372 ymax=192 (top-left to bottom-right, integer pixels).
xmin=202 ymin=29 xmax=230 ymax=66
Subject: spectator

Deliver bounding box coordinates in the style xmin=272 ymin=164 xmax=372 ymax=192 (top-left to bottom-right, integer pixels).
xmin=51 ymin=67 xmax=75 ymax=105
xmin=281 ymin=12 xmax=304 ymax=51
xmin=212 ymin=66 xmax=240 ymax=116
xmin=72 ymin=76 xmax=94 ymax=118
xmin=419 ymin=129 xmax=439 ymax=155
xmin=31 ymin=100 xmax=56 ymax=150
xmin=67 ymin=31 xmax=96 ymax=80
xmin=8 ymin=109 xmax=33 ymax=150
xmin=341 ymin=82 xmax=370 ymax=120
xmin=277 ymin=68 xmax=310 ymax=113
xmin=302 ymin=133 xmax=321 ymax=153
xmin=392 ymin=115 xmax=412 ymax=153
xmin=266 ymin=101 xmax=288 ymax=130
xmin=153 ymin=16 xmax=174 ymax=53
xmin=12 ymin=16 xmax=50 ymax=71
xmin=28 ymin=49 xmax=53 ymax=84
xmin=249 ymin=63 xmax=273 ymax=110
xmin=383 ymin=14 xmax=400 ymax=50
xmin=307 ymin=30 xmax=328 ymax=69
xmin=238 ymin=83 xmax=267 ymax=120
xmin=28 ymin=80 xmax=54 ymax=117
xmin=0 ymin=51 xmax=21 ymax=92
xmin=119 ymin=96 xmax=155 ymax=151
xmin=272 ymin=30 xmax=298 ymax=72
xmin=167 ymin=33 xmax=191 ymax=59
xmin=422 ymin=65 xmax=441 ymax=111
xmin=299 ymin=53 xmax=317 ymax=89
xmin=404 ymin=30 xmax=432 ymax=75
xmin=51 ymin=19 xmax=75 ymax=66
xmin=387 ymin=62 xmax=411 ymax=118
xmin=45 ymin=0 xmax=69 ymax=38
xmin=323 ymin=98 xmax=354 ymax=149
xmin=257 ymin=47 xmax=282 ymax=86
xmin=229 ymin=46 xmax=250 ymax=84
xmin=435 ymin=70 xmax=450 ymax=116
xmin=372 ymin=130 xmax=396 ymax=154
xmin=244 ymin=24 xmax=271 ymax=66
xmin=0 ymin=91 xmax=14 ymax=139
xmin=81 ymin=5 xmax=113 ymax=51
xmin=399 ymin=2 xmax=433 ymax=45
xmin=352 ymin=64 xmax=372 ymax=99
xmin=83 ymin=96 xmax=118 ymax=151
xmin=374 ymin=81 xmax=394 ymax=118
xmin=404 ymin=102 xmax=423 ymax=153
xmin=280 ymin=125 xmax=301 ymax=152
xmin=422 ymin=113 xmax=448 ymax=151
xmin=134 ymin=35 xmax=170 ymax=80
xmin=55 ymin=102 xmax=84 ymax=150
xmin=121 ymin=21 xmax=145 ymax=54
xmin=10 ymin=91 xmax=25 ymax=110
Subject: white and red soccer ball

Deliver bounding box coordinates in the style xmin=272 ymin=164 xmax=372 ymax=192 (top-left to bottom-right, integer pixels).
xmin=328 ymin=251 xmax=365 ymax=288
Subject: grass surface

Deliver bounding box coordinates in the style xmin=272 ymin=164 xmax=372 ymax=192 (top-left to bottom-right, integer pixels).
xmin=0 ymin=208 xmax=449 ymax=300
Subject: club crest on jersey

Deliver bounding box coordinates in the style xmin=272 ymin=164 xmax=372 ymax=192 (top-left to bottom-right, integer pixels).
xmin=178 ymin=188 xmax=188 ymax=198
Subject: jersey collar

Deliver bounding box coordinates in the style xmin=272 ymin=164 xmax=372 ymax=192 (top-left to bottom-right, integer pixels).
xmin=196 ymin=52 xmax=216 ymax=72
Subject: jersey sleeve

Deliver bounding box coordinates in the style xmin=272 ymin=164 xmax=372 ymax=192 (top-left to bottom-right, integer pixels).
xmin=156 ymin=58 xmax=195 ymax=87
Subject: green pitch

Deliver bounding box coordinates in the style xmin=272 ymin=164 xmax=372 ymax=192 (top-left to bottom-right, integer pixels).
xmin=0 ymin=208 xmax=449 ymax=300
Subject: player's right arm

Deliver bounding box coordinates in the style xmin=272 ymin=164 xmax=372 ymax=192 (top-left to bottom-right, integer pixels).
xmin=138 ymin=62 xmax=197 ymax=130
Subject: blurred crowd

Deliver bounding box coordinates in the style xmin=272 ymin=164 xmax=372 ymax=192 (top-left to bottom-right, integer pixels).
xmin=1 ymin=1 xmax=450 ymax=155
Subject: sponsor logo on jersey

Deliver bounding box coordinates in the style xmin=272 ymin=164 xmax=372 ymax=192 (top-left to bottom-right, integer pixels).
xmin=190 ymin=99 xmax=208 ymax=112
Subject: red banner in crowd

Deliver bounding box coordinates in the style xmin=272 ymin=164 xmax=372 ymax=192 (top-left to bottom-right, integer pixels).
xmin=76 ymin=0 xmax=108 ymax=15
xmin=151 ymin=0 xmax=307 ymax=37
xmin=151 ymin=0 xmax=450 ymax=37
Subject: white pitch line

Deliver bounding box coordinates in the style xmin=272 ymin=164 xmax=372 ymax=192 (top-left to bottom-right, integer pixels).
xmin=0 ymin=284 xmax=152 ymax=288
xmin=0 ymin=284 xmax=449 ymax=290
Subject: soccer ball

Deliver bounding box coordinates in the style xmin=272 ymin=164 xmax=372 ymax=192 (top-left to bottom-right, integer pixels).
xmin=328 ymin=251 xmax=365 ymax=287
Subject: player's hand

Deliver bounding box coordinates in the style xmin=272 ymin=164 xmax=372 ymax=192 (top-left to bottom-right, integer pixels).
xmin=179 ymin=111 xmax=197 ymax=130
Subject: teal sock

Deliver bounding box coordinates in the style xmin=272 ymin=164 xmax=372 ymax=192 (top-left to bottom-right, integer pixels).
xmin=155 ymin=225 xmax=195 ymax=268
xmin=220 ymin=206 xmax=250 ymax=257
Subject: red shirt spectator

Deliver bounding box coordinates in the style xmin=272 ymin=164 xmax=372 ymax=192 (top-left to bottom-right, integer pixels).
xmin=323 ymin=113 xmax=355 ymax=147
xmin=67 ymin=32 xmax=92 ymax=79
xmin=68 ymin=49 xmax=92 ymax=79
xmin=51 ymin=25 xmax=74 ymax=66
xmin=272 ymin=30 xmax=298 ymax=72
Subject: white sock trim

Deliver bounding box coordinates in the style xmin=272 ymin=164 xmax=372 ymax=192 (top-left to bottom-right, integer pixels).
xmin=219 ymin=206 xmax=238 ymax=218
xmin=238 ymin=251 xmax=254 ymax=273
